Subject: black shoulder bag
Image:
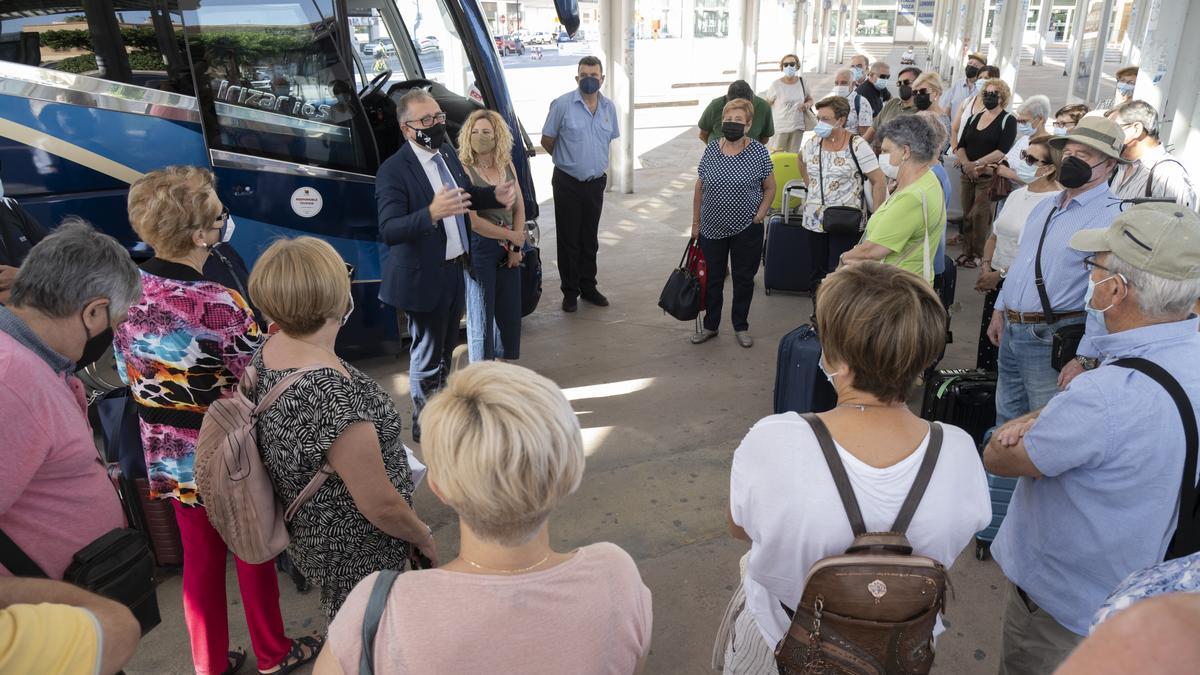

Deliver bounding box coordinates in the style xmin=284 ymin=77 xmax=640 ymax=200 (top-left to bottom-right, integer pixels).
xmin=1032 ymin=206 xmax=1086 ymax=371
xmin=818 ymin=135 xmax=868 ymax=236
xmin=1112 ymin=358 xmax=1199 ymax=559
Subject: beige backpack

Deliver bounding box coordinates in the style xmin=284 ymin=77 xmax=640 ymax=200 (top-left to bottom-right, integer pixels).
xmin=194 ymin=365 xmax=331 ymax=564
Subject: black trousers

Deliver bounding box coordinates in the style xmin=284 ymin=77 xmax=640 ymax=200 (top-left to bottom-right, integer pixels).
xmin=977 ymin=279 xmax=1003 ymax=372
xmin=807 ymin=228 xmax=861 ymax=290
xmin=698 ymin=221 xmax=764 ymax=333
xmin=405 ymin=261 xmax=466 ymax=438
xmin=552 ymin=168 xmax=606 ymax=298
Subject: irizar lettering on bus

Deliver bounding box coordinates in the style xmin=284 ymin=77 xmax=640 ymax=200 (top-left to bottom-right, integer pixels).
xmin=214 ymin=79 xmax=332 ymax=122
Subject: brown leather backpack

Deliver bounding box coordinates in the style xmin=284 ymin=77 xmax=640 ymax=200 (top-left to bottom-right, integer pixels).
xmin=775 ymin=414 xmax=950 ymax=675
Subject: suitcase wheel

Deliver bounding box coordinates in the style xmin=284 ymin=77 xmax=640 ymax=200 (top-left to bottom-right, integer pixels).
xmin=975 ymin=538 xmax=991 ymax=561
xmin=765 ymin=287 xmax=772 ymax=296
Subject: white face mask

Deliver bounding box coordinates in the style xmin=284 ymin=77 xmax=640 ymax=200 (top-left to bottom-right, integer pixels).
xmin=832 ymin=85 xmax=851 ymax=98
xmin=878 ymin=153 xmax=899 ymax=180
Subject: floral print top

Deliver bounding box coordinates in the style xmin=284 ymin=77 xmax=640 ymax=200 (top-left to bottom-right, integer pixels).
xmin=114 ymin=258 xmax=261 ymax=504
xmin=1091 ymin=551 xmax=1200 ymax=631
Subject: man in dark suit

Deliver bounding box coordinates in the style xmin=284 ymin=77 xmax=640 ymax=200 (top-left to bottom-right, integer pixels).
xmin=376 ymin=89 xmax=515 ymax=441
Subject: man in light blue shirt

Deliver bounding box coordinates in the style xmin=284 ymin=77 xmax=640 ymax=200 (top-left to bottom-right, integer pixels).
xmin=983 ymin=202 xmax=1200 ymax=674
xmin=541 ymin=56 xmax=620 ymax=313
xmin=986 ymin=117 xmax=1129 ymax=424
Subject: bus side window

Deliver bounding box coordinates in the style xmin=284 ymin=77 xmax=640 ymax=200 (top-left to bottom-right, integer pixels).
xmin=182 ymin=0 xmax=377 ymax=174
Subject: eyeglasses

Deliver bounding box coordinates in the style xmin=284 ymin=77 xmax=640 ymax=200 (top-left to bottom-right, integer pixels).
xmin=913 ymin=88 xmax=933 ymax=96
xmin=1020 ymin=151 xmax=1052 ymax=167
xmin=1052 ymin=121 xmax=1074 ymax=129
xmin=1082 ymin=255 xmax=1113 ymax=274
xmin=898 ymin=79 xmax=914 ymax=87
xmin=782 ymin=62 xmax=798 ymax=68
xmin=209 ymin=207 xmax=229 ymax=229
xmin=407 ymin=112 xmax=447 ymax=128
xmin=876 ymin=74 xmax=890 ymax=80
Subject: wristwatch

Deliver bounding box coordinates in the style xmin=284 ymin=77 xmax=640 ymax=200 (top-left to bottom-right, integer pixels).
xmin=1075 ymin=355 xmax=1099 ymax=371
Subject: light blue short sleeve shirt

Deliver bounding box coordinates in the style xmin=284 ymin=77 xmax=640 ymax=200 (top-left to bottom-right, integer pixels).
xmin=542 ymin=89 xmax=619 ymax=182
xmin=992 ymin=317 xmax=1200 ymax=636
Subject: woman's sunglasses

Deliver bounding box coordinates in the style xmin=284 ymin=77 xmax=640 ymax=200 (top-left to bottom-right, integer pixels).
xmin=1020 ymin=151 xmax=1052 ymax=167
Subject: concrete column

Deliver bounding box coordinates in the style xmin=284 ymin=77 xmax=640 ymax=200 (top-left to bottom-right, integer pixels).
xmin=794 ymin=0 xmax=810 ymax=71
xmin=682 ymin=0 xmax=695 ymax=40
xmin=847 ymin=0 xmax=861 ymax=52
xmin=994 ymin=0 xmax=1029 ymax=88
xmin=928 ymin=0 xmax=945 ymax=70
xmin=834 ymin=2 xmax=848 ymax=65
xmin=1083 ymin=0 xmax=1115 ymax=105
xmin=1064 ymin=0 xmax=1088 ymax=78
xmin=942 ymin=0 xmax=968 ymax=83
xmin=598 ymin=0 xmax=635 ymax=193
xmin=818 ymin=1 xmax=832 ymax=74
xmin=1134 ymin=0 xmax=1200 ymax=179
xmin=1032 ymin=0 xmax=1053 ymax=65
xmin=1120 ymin=0 xmax=1148 ymax=66
xmin=737 ymin=0 xmax=761 ymax=89
xmin=967 ymin=0 xmax=985 ymax=57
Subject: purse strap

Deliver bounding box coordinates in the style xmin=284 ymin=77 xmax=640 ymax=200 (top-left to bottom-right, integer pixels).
xmin=0 ymin=527 xmax=48 ymax=577
xmin=801 ymin=413 xmax=943 ymax=536
xmin=359 ymin=569 xmax=402 ymax=675
xmin=1033 ymin=206 xmax=1059 ymax=322
xmin=1111 ymin=358 xmax=1199 ymax=560
xmin=818 ymin=135 xmax=868 ymax=216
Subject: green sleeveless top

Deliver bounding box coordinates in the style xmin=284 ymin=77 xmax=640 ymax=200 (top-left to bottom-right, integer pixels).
xmin=465 ymin=163 xmax=516 ymax=231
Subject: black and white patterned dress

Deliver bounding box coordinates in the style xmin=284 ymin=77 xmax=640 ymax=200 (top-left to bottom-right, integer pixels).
xmin=252 ymin=351 xmax=414 ymax=618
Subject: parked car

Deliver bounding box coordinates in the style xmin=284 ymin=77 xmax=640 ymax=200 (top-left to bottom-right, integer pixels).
xmin=362 ymin=38 xmax=396 ymax=56
xmin=495 ymin=34 xmax=525 ymax=56
xmin=416 ymin=35 xmax=440 ymax=53
xmin=529 ymin=31 xmax=554 ymax=45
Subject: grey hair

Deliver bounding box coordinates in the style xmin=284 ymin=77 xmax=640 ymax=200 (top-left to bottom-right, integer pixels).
xmin=1110 ymin=100 xmax=1160 ymax=138
xmin=8 ymin=218 xmax=141 ymax=320
xmin=870 ymin=61 xmax=889 ymax=74
xmin=834 ymin=68 xmax=853 ymax=81
xmin=1019 ymin=95 xmax=1052 ymax=124
xmin=397 ymin=89 xmax=437 ymax=124
xmin=1107 ymin=253 xmax=1200 ymax=317
xmin=880 ymin=115 xmax=940 ymax=163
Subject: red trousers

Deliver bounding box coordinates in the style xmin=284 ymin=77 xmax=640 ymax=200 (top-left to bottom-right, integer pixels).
xmin=173 ymin=501 xmax=291 ymax=674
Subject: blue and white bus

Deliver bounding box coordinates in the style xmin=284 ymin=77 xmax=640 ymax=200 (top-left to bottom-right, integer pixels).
xmin=0 ymin=0 xmax=578 ymax=354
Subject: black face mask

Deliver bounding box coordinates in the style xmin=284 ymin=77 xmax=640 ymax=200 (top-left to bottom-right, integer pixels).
xmin=964 ymin=65 xmax=980 ymax=79
xmin=410 ymin=123 xmax=446 ymax=151
xmin=721 ymin=121 xmax=746 ymax=142
xmin=1058 ymin=155 xmax=1108 ymax=189
xmin=914 ymin=92 xmax=932 ymax=111
xmin=982 ymin=92 xmax=1000 ymax=110
xmin=898 ymin=84 xmax=913 ymax=101
xmin=77 ymin=312 xmax=114 ymax=370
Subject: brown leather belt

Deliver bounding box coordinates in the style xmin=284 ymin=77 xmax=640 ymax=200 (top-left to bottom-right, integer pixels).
xmin=1004 ymin=310 xmax=1085 ymax=324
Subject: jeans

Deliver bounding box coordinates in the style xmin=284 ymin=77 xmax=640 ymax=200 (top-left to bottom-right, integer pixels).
xmin=995 ymin=315 xmax=1085 ymax=425
xmin=466 ymin=233 xmax=522 ymax=361
xmin=699 ymin=222 xmax=764 ymax=333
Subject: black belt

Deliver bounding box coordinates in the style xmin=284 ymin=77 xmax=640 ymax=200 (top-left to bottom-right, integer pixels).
xmin=443 ymin=253 xmax=467 ymax=266
xmin=554 ymin=167 xmax=606 ymax=183
xmin=1016 ymin=585 xmax=1040 ymax=613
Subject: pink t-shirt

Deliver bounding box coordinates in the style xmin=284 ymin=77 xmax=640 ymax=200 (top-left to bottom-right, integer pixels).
xmin=329 ymin=542 xmax=653 ymax=674
xmin=0 ymin=331 xmax=124 ymax=579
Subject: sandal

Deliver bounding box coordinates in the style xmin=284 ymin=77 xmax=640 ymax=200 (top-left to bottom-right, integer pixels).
xmin=222 ymin=649 xmax=247 ymax=675
xmin=955 ymin=254 xmax=979 ymax=269
xmin=259 ymin=636 xmax=324 ymax=675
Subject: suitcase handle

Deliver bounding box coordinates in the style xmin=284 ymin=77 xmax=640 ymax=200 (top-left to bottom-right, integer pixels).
xmin=781 ymin=180 xmax=807 ymax=225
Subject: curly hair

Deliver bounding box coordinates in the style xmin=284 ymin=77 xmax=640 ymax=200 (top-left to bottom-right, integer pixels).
xmin=457 ymin=109 xmax=514 ymax=171
xmin=127 ymin=166 xmax=220 ymax=259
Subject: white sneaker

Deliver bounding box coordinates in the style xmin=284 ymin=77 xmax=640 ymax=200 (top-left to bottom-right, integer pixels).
xmin=735 ymin=331 xmax=753 ymax=348
xmin=690 ymin=329 xmax=718 ymax=344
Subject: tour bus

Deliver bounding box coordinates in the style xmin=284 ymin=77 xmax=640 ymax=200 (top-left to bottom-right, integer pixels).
xmin=0 ymin=0 xmax=578 ymax=354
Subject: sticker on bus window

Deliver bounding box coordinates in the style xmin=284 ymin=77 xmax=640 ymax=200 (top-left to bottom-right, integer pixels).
xmin=291 ymin=187 xmax=324 ymax=218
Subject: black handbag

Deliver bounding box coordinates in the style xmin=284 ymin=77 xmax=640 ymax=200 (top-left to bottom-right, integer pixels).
xmin=520 ymin=244 xmax=542 ymax=317
xmin=658 ymin=240 xmax=704 ymax=321
xmin=1033 ymin=206 xmax=1087 ymax=371
xmin=818 ymin=135 xmax=868 ymax=237
xmin=0 ymin=526 xmax=161 ymax=635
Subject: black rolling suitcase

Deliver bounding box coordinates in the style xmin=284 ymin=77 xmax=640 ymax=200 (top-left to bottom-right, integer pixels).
xmin=774 ymin=324 xmax=837 ymax=414
xmin=763 ymin=184 xmax=815 ymax=295
xmin=976 ymin=285 xmax=1001 ymax=371
xmin=920 ymin=369 xmax=997 ymax=448
xmin=933 ymin=254 xmax=956 ymax=344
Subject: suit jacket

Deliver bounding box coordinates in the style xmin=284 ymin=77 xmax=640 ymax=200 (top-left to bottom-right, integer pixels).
xmin=375 ymin=143 xmax=501 ymax=312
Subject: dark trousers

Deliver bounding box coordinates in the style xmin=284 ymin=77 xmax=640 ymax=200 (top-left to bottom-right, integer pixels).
xmin=552 ymin=168 xmax=606 ymax=298
xmin=699 ymin=221 xmax=764 ymax=332
xmin=977 ymin=280 xmax=1002 ymax=371
xmin=468 ymin=233 xmax=522 ymax=360
xmin=405 ymin=262 xmax=467 ymax=437
xmin=807 ymin=228 xmax=861 ymax=289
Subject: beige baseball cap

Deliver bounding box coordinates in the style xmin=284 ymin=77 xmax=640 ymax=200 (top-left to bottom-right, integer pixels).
xmin=1070 ymin=202 xmax=1200 ymax=281
xmin=1047 ymin=115 xmax=1131 ymax=163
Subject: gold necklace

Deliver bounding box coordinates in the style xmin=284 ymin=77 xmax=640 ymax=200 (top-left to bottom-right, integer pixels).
xmin=460 ymin=552 xmax=551 ymax=574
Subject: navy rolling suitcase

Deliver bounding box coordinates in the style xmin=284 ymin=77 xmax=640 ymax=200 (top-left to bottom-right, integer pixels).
xmin=773 ymin=324 xmax=837 ymax=414
xmin=920 ymin=369 xmax=996 ymax=448
xmin=762 ymin=185 xmax=814 ymax=295
xmin=975 ymin=472 xmax=1018 ymax=560
xmin=933 ymin=255 xmax=956 ymax=344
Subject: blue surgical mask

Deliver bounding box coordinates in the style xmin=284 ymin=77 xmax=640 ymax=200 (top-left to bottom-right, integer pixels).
xmin=1017 ymin=122 xmax=1034 ymax=137
xmin=1053 ymin=126 xmax=1069 ymax=137
xmin=813 ymin=121 xmax=834 ymax=138
xmin=874 ymin=78 xmax=888 ymax=91
xmin=1116 ymin=82 xmax=1135 ymax=97
xmin=1084 ymin=274 xmax=1118 ymax=322
xmin=783 ymin=65 xmax=797 ymax=78
xmin=974 ymin=80 xmax=985 ymax=93
xmin=818 ymin=352 xmax=841 ymax=385
xmin=1014 ymin=160 xmax=1040 ymax=184
xmin=851 ymin=66 xmax=864 ymax=82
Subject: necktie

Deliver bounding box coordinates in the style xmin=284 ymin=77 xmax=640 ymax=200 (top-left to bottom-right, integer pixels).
xmin=432 ymin=152 xmax=468 ymax=259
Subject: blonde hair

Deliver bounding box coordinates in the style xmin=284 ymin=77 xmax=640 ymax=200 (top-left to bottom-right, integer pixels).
xmin=816 ymin=263 xmax=946 ymax=403
xmin=421 ymin=362 xmax=585 ymax=546
xmin=721 ymin=98 xmax=754 ymax=126
xmin=457 ymin=109 xmax=514 ymax=170
xmin=127 ymin=166 xmax=220 ymax=259
xmin=248 ymin=236 xmax=350 ymax=336
xmin=911 ymin=72 xmax=944 ymax=98
xmin=981 ymin=78 xmax=1012 ymax=109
